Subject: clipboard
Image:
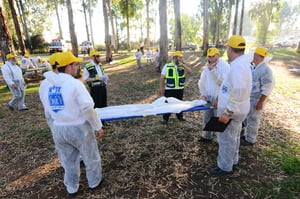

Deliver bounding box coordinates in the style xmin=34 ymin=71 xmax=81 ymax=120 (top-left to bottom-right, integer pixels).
xmin=203 ymin=117 xmax=231 ymax=132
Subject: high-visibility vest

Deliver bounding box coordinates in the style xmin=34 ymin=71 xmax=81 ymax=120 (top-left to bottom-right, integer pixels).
xmin=165 ymin=63 xmax=185 ymax=89
xmin=85 ymin=62 xmax=106 ymax=87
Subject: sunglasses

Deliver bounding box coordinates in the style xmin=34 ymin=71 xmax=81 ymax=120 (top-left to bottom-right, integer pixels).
xmin=95 ymin=55 xmax=100 ymax=58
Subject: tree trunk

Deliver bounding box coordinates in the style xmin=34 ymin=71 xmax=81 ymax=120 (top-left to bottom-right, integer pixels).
xmin=146 ymin=0 xmax=150 ymax=48
xmin=88 ymin=0 xmax=95 ymax=47
xmin=66 ymin=0 xmax=78 ymax=56
xmin=17 ymin=0 xmax=32 ymax=50
xmin=0 ymin=2 xmax=14 ymax=62
xmin=8 ymin=0 xmax=25 ymax=54
xmin=174 ymin=0 xmax=181 ymax=51
xmin=239 ymin=0 xmax=244 ymax=35
xmin=159 ymin=0 xmax=168 ymax=71
xmin=83 ymin=3 xmax=90 ymax=41
xmin=226 ymin=2 xmax=232 ymax=39
xmin=54 ymin=0 xmax=63 ymax=39
xmin=202 ymin=0 xmax=209 ymax=56
xmin=102 ymin=0 xmax=112 ymax=62
xmin=232 ymin=0 xmax=239 ymax=35
xmin=126 ymin=2 xmax=131 ymax=52
xmin=107 ymin=0 xmax=118 ymax=53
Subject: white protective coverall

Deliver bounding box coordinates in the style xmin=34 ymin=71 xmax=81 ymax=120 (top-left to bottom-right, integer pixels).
xmin=217 ymin=54 xmax=252 ymax=172
xmin=198 ymin=58 xmax=230 ymax=139
xmin=245 ymin=57 xmax=274 ymax=143
xmin=39 ymin=71 xmax=103 ymax=194
xmin=1 ymin=61 xmax=28 ymax=110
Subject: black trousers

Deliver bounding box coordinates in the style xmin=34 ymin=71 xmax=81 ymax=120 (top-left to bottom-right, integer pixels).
xmin=162 ymin=89 xmax=184 ymax=121
xmin=90 ymin=85 xmax=107 ymax=108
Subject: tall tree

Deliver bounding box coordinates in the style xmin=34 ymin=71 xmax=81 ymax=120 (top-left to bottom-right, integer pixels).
xmin=8 ymin=0 xmax=25 ymax=54
xmin=0 ymin=1 xmax=14 ymax=61
xmin=212 ymin=0 xmax=225 ymax=47
xmin=225 ymin=0 xmax=234 ymax=39
xmin=102 ymin=0 xmax=112 ymax=62
xmin=16 ymin=0 xmax=32 ymax=50
xmin=173 ymin=0 xmax=181 ymax=50
xmin=232 ymin=0 xmax=239 ymax=35
xmin=66 ymin=0 xmax=78 ymax=56
xmin=239 ymin=0 xmax=244 ymax=35
xmin=202 ymin=0 xmax=209 ymax=56
xmin=107 ymin=0 xmax=118 ymax=53
xmin=118 ymin=0 xmax=143 ymax=52
xmin=249 ymin=0 xmax=280 ymax=45
xmin=145 ymin=0 xmax=151 ymax=48
xmin=54 ymin=0 xmax=63 ymax=39
xmin=159 ymin=0 xmax=168 ymax=71
xmin=81 ymin=0 xmax=90 ymax=41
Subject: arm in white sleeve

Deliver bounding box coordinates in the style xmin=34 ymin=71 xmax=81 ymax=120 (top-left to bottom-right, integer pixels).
xmin=82 ymin=106 xmax=103 ymax=131
xmin=210 ymin=68 xmax=225 ymax=86
xmin=260 ymin=67 xmax=275 ymax=96
xmin=1 ymin=66 xmax=14 ymax=86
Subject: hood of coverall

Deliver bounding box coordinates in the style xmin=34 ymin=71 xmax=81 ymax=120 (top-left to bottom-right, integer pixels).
xmin=43 ymin=71 xmax=72 ymax=86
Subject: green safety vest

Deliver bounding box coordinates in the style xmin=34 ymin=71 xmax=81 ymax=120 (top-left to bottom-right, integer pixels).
xmin=165 ymin=63 xmax=185 ymax=89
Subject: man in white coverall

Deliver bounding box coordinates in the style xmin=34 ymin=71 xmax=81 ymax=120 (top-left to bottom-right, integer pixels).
xmin=1 ymin=53 xmax=29 ymax=111
xmin=209 ymin=35 xmax=252 ymax=176
xmin=198 ymin=48 xmax=230 ymax=142
xmin=241 ymin=47 xmax=274 ymax=146
xmin=39 ymin=52 xmax=104 ymax=196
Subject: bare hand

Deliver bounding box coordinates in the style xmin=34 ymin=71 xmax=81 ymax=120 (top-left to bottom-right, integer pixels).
xmin=96 ymin=129 xmax=104 ymax=141
xmin=12 ymin=84 xmax=18 ymax=89
xmin=218 ymin=114 xmax=230 ymax=124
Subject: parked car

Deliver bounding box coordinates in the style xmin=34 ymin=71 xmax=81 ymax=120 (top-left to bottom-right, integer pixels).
xmin=182 ymin=43 xmax=197 ymax=51
xmin=273 ymin=37 xmax=298 ymax=48
xmin=49 ymin=39 xmax=67 ymax=54
xmin=80 ymin=41 xmax=93 ymax=55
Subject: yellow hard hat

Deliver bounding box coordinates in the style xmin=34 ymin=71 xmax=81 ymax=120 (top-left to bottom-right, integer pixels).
xmin=56 ymin=52 xmax=83 ymax=67
xmin=255 ymin=47 xmax=268 ymax=57
xmin=173 ymin=51 xmax=183 ymax=57
xmin=6 ymin=53 xmax=16 ymax=59
xmin=226 ymin=35 xmax=246 ymax=49
xmin=89 ymin=49 xmax=100 ymax=57
xmin=207 ymin=48 xmax=219 ymax=56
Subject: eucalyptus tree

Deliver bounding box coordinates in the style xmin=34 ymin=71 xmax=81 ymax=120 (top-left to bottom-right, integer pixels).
xmin=202 ymin=0 xmax=209 ymax=56
xmin=66 ymin=0 xmax=79 ymax=56
xmin=117 ymin=0 xmax=143 ymax=51
xmin=173 ymin=0 xmax=181 ymax=50
xmin=239 ymin=0 xmax=244 ymax=35
xmin=0 ymin=1 xmax=14 ymax=61
xmin=232 ymin=0 xmax=239 ymax=35
xmin=102 ymin=0 xmax=112 ymax=62
xmin=8 ymin=0 xmax=25 ymax=54
xmin=158 ymin=0 xmax=168 ymax=71
xmin=107 ymin=0 xmax=118 ymax=53
xmin=248 ymin=0 xmax=280 ymax=45
xmin=53 ymin=0 xmax=63 ymax=39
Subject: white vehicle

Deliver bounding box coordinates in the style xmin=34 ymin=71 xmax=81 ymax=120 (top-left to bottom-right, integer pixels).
xmin=80 ymin=41 xmax=93 ymax=55
xmin=49 ymin=39 xmax=68 ymax=54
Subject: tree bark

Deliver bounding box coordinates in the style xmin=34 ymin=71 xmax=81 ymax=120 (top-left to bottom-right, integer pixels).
xmin=239 ymin=0 xmax=244 ymax=35
xmin=174 ymin=0 xmax=181 ymax=51
xmin=232 ymin=0 xmax=239 ymax=35
xmin=202 ymin=0 xmax=209 ymax=56
xmin=159 ymin=0 xmax=168 ymax=71
xmin=106 ymin=0 xmax=118 ymax=53
xmin=0 ymin=2 xmax=14 ymax=62
xmin=66 ymin=0 xmax=78 ymax=56
xmin=17 ymin=0 xmax=31 ymax=50
xmin=102 ymin=0 xmax=112 ymax=62
xmin=54 ymin=0 xmax=63 ymax=39
xmin=8 ymin=0 xmax=25 ymax=54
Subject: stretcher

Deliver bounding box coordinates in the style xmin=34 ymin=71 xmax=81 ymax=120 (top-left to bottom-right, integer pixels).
xmin=96 ymin=97 xmax=211 ymax=122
